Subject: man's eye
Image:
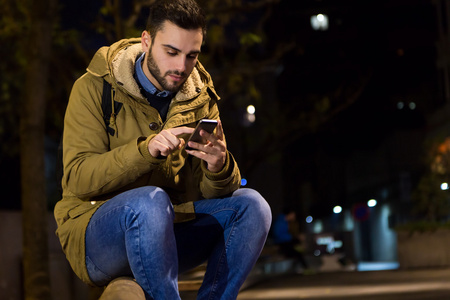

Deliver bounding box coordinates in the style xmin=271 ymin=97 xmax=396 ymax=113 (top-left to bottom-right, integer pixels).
xmin=168 ymin=52 xmax=177 ymax=56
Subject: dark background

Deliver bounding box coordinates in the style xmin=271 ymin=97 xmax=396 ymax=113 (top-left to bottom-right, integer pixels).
xmin=0 ymin=0 xmax=446 ymax=225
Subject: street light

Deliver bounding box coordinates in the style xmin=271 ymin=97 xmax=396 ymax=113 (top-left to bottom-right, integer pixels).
xmin=333 ymin=206 xmax=342 ymax=214
xmin=367 ymin=199 xmax=377 ymax=207
xmin=247 ymin=105 xmax=256 ymax=115
xmin=245 ymin=105 xmax=256 ymax=124
xmin=311 ymin=14 xmax=329 ymax=31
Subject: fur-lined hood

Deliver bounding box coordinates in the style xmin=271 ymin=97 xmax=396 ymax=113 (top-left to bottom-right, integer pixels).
xmin=86 ymin=37 xmax=219 ymax=104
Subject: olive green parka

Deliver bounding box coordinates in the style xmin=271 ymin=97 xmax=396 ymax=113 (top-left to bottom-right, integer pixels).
xmin=54 ymin=38 xmax=241 ymax=285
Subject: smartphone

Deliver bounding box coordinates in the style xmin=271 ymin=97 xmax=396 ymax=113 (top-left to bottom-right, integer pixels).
xmin=185 ymin=119 xmax=218 ymax=150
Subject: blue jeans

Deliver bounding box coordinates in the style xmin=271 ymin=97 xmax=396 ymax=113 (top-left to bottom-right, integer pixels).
xmin=85 ymin=186 xmax=271 ymax=300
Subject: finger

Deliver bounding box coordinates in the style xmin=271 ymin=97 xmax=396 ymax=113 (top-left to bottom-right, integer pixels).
xmin=149 ymin=139 xmax=170 ymax=157
xmin=160 ymin=130 xmax=182 ymax=149
xmin=169 ymin=126 xmax=195 ymax=137
xmin=199 ymin=129 xmax=217 ymax=144
xmin=185 ymin=147 xmax=226 ymax=173
xmin=199 ymin=130 xmax=226 ymax=152
xmin=216 ymin=120 xmax=224 ymax=140
xmin=178 ymin=138 xmax=186 ymax=149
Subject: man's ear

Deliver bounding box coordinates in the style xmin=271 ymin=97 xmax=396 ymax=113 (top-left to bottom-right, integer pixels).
xmin=141 ymin=31 xmax=151 ymax=52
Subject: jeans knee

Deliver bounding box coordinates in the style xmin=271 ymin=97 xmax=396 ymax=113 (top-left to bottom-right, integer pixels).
xmin=234 ymin=188 xmax=272 ymax=234
xmin=121 ymin=186 xmax=174 ymax=223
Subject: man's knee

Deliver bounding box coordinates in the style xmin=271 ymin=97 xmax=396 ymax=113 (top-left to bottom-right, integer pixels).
xmin=118 ymin=186 xmax=174 ymax=222
xmin=233 ymin=188 xmax=272 ymax=232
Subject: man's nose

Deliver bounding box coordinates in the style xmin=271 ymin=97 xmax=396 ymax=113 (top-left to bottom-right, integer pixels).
xmin=175 ymin=56 xmax=187 ymax=73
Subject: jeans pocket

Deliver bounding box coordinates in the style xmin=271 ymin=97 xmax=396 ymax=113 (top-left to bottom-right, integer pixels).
xmin=86 ymin=255 xmax=112 ymax=286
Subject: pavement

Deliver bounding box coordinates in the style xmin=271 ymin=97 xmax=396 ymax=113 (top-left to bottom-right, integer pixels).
xmin=236 ymin=267 xmax=450 ymax=300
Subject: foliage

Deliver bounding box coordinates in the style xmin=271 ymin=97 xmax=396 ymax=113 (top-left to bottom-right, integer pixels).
xmin=431 ymin=137 xmax=450 ymax=177
xmin=410 ymin=136 xmax=450 ymax=224
xmin=0 ymin=0 xmax=27 ymax=157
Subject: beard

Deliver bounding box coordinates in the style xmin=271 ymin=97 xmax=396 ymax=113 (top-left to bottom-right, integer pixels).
xmin=146 ymin=48 xmax=188 ymax=93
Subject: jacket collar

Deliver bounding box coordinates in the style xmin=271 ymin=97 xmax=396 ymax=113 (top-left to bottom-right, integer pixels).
xmin=86 ymin=38 xmax=210 ymax=102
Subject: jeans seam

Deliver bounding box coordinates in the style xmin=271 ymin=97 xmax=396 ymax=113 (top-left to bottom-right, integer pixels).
xmin=207 ymin=208 xmax=239 ymax=300
xmin=125 ymin=207 xmax=155 ymax=300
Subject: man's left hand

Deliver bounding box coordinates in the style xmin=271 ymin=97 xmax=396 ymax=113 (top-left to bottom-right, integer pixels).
xmin=185 ymin=120 xmax=226 ymax=173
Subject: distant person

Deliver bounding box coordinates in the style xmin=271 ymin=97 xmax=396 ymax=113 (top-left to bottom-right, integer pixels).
xmin=53 ymin=0 xmax=271 ymax=299
xmin=272 ymin=207 xmax=310 ymax=273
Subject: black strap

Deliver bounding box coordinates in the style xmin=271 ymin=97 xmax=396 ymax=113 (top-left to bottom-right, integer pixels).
xmin=101 ymin=79 xmax=123 ymax=136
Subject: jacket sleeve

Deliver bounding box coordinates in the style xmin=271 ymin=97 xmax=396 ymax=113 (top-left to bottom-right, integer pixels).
xmin=199 ymin=151 xmax=242 ymax=199
xmin=62 ymin=75 xmax=156 ymax=199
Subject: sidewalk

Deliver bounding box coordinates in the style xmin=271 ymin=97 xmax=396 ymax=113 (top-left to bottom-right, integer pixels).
xmin=237 ymin=267 xmax=450 ymax=300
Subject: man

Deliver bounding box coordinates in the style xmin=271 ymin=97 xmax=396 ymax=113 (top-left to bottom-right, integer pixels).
xmin=53 ymin=0 xmax=272 ymax=299
xmin=272 ymin=208 xmax=310 ymax=273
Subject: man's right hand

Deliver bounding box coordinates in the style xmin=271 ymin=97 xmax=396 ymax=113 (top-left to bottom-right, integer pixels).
xmin=148 ymin=127 xmax=194 ymax=158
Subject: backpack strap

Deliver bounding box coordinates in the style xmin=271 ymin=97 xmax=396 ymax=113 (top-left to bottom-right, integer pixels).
xmin=101 ymin=79 xmax=123 ymax=136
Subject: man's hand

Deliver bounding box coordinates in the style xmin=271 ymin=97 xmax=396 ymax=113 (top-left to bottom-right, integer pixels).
xmin=185 ymin=120 xmax=226 ymax=173
xmin=148 ymin=127 xmax=194 ymax=158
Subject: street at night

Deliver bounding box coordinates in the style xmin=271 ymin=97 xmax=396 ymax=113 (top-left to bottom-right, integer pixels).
xmin=237 ymin=267 xmax=450 ymax=300
xmin=2 ymin=0 xmax=450 ymax=299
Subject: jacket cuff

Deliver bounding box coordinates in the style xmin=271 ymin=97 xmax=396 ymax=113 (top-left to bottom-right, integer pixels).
xmin=138 ymin=135 xmax=166 ymax=164
xmin=201 ymin=151 xmax=234 ymax=181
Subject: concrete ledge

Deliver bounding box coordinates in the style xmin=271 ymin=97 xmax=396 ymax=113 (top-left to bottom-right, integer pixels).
xmin=397 ymin=229 xmax=450 ymax=268
xmin=99 ymin=277 xmax=145 ymax=300
xmin=178 ymin=279 xmax=203 ymax=291
xmin=98 ymin=252 xmax=297 ymax=299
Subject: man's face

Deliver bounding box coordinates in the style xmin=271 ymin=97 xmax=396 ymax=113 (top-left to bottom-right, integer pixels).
xmin=141 ymin=21 xmax=203 ymax=93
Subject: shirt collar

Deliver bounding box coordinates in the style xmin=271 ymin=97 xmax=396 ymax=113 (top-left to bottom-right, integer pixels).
xmin=135 ymin=52 xmax=173 ymax=98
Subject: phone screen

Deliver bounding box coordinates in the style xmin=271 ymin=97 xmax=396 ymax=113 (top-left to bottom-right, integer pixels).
xmin=185 ymin=119 xmax=218 ymax=150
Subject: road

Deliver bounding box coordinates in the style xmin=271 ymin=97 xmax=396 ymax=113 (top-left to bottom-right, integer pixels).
xmin=236 ymin=267 xmax=450 ymax=300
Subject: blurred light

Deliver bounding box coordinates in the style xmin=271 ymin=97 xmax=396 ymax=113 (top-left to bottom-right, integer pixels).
xmin=245 ymin=113 xmax=256 ymax=123
xmin=367 ymin=199 xmax=377 ymax=207
xmin=442 ymin=182 xmax=449 ymax=190
xmin=306 ymin=216 xmax=313 ymax=223
xmin=333 ymin=206 xmax=342 ymax=214
xmin=313 ymin=220 xmax=323 ymax=233
xmin=343 ymin=210 xmax=354 ymax=231
xmin=314 ymin=249 xmax=321 ymax=256
xmin=334 ymin=240 xmax=343 ymax=248
xmin=397 ymin=102 xmax=404 ymax=109
xmin=311 ymin=14 xmax=329 ymax=31
xmin=240 ymin=178 xmax=247 ymax=186
xmin=247 ymin=105 xmax=256 ymax=115
xmin=317 ymin=236 xmax=337 ymax=254
xmin=409 ymin=102 xmax=416 ymax=110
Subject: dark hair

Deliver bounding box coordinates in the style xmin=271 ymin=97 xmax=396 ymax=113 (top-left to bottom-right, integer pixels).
xmin=146 ymin=0 xmax=206 ymax=40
